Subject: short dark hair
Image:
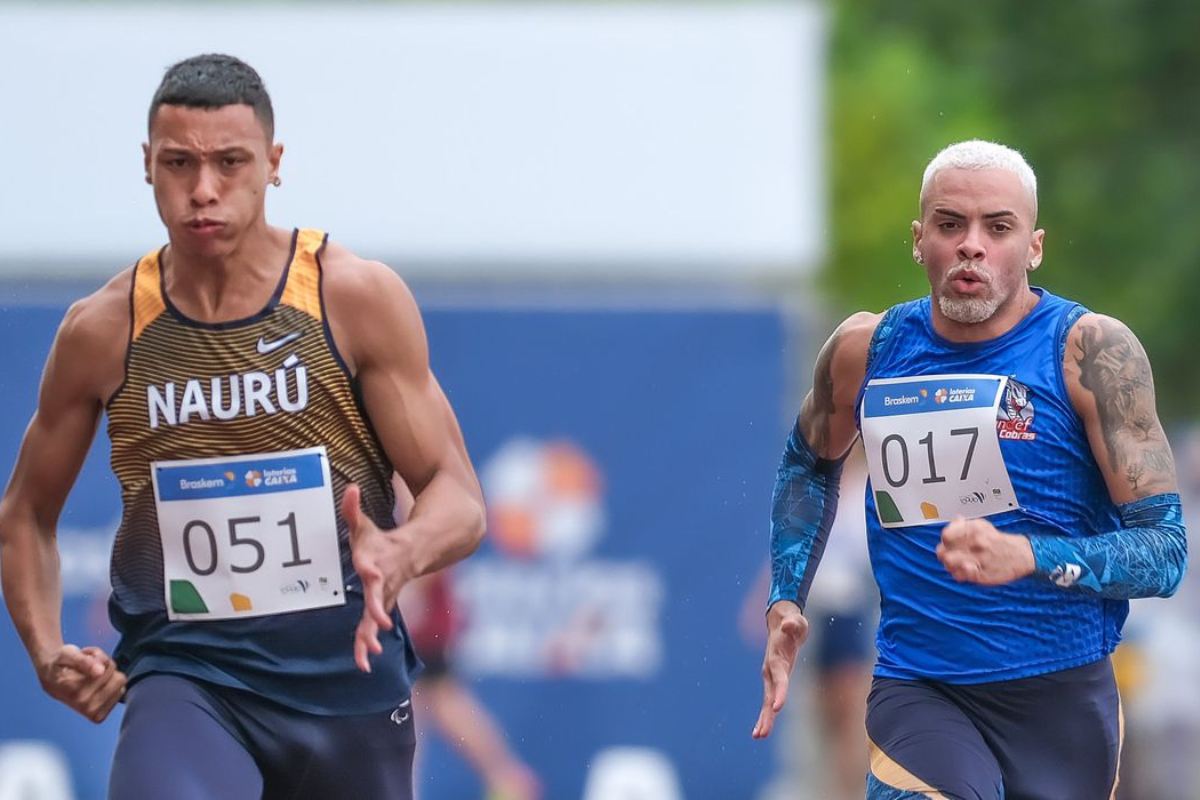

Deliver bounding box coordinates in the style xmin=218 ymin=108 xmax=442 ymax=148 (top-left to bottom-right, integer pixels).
xmin=148 ymin=54 xmax=274 ymax=139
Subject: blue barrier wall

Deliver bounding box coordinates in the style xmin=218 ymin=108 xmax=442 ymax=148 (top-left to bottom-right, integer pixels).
xmin=0 ymin=297 xmax=790 ymax=799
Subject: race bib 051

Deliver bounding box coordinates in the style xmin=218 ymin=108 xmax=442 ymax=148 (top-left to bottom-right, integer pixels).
xmin=151 ymin=447 xmax=346 ymax=621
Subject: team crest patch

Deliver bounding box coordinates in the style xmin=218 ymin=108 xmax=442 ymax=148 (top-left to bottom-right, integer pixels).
xmin=997 ymin=379 xmax=1036 ymax=441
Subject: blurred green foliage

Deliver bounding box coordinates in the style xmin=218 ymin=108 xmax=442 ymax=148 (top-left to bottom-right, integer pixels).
xmin=825 ymin=2 xmax=1200 ymax=423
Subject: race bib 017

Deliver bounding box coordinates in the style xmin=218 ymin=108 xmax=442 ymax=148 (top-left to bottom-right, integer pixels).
xmin=860 ymin=375 xmax=1020 ymax=528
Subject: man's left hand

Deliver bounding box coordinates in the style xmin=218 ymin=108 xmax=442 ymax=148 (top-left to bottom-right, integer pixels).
xmin=937 ymin=516 xmax=1035 ymax=586
xmin=343 ymin=483 xmax=415 ymax=673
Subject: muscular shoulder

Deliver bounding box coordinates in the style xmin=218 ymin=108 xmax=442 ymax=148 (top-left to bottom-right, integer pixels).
xmin=51 ymin=270 xmax=132 ymax=401
xmin=1062 ymin=311 xmax=1157 ymax=426
xmin=800 ymin=311 xmax=882 ymax=457
xmin=319 ymin=241 xmax=406 ymax=300
xmin=1063 ymin=312 xmax=1174 ymax=500
xmin=60 ymin=270 xmax=131 ymax=342
xmin=318 ymin=241 xmax=425 ymax=375
xmin=1062 ymin=312 xmax=1149 ymax=397
xmin=813 ymin=311 xmax=882 ymax=400
xmin=1064 ymin=312 xmax=1138 ymax=354
xmin=826 ymin=311 xmax=882 ymax=374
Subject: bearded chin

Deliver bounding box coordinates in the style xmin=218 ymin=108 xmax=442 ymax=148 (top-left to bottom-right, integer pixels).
xmin=938 ymin=293 xmax=1001 ymax=324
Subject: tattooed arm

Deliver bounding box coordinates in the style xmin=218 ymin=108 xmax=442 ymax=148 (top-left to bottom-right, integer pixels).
xmin=1023 ymin=313 xmax=1187 ymax=598
xmin=754 ymin=312 xmax=878 ymax=740
xmin=1068 ymin=314 xmax=1176 ymax=500
xmin=769 ymin=311 xmax=879 ymax=609
xmin=795 ymin=313 xmax=881 ymax=460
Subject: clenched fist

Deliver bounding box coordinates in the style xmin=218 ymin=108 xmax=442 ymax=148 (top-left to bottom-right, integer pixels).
xmin=38 ymin=645 xmax=126 ymax=723
xmin=937 ymin=516 xmax=1035 ymax=586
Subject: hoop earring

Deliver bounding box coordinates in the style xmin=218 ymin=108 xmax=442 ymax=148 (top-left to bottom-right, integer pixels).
xmin=271 ymin=176 xmax=282 ymax=187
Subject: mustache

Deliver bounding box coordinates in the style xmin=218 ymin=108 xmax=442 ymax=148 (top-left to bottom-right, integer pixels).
xmin=946 ymin=264 xmax=992 ymax=283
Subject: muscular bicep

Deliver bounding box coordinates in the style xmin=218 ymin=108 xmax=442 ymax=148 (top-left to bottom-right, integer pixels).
xmin=2 ymin=339 xmax=105 ymax=528
xmin=340 ymin=269 xmax=475 ymax=498
xmin=4 ymin=410 xmax=100 ymax=526
xmin=360 ymin=364 xmax=466 ymax=496
xmin=388 ymin=378 xmax=481 ymax=522
xmin=797 ymin=312 xmax=878 ymax=460
xmin=1066 ymin=314 xmax=1176 ymax=503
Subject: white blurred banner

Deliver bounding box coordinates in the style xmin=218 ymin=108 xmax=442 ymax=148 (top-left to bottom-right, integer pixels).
xmin=0 ymin=2 xmax=825 ymax=278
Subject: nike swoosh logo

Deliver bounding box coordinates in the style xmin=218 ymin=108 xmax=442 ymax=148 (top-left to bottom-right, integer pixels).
xmin=256 ymin=332 xmax=303 ymax=355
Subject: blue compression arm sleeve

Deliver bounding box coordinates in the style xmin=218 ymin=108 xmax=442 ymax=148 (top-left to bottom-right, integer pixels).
xmin=768 ymin=422 xmax=845 ymax=612
xmin=1029 ymin=493 xmax=1188 ymax=599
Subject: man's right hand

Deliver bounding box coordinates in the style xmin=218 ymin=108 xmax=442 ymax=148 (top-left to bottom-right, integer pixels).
xmin=37 ymin=644 xmax=126 ymax=723
xmin=752 ymin=600 xmax=809 ymax=740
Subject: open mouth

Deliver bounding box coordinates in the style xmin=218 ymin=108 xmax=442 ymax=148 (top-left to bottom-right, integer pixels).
xmin=948 ymin=266 xmax=989 ymax=292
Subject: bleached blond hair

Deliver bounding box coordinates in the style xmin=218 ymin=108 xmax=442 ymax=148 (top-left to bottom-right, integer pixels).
xmin=919 ymin=139 xmax=1038 ymax=220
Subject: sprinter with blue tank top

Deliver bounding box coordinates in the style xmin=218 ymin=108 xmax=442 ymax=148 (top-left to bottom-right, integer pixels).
xmin=752 ymin=140 xmax=1187 ymax=800
xmin=0 ymin=55 xmax=485 ymax=799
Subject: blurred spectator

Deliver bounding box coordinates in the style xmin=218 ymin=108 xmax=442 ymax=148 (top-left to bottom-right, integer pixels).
xmin=399 ymin=571 xmax=542 ymax=800
xmin=743 ymin=443 xmax=876 ymax=800
xmin=1116 ymin=428 xmax=1200 ymax=800
xmin=395 ymin=475 xmax=541 ymax=800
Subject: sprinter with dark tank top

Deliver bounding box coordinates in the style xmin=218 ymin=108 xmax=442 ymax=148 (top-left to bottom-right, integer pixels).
xmin=0 ymin=55 xmax=485 ymax=800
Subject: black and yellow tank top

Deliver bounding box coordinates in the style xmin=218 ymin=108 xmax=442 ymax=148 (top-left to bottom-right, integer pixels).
xmin=105 ymin=228 xmax=417 ymax=714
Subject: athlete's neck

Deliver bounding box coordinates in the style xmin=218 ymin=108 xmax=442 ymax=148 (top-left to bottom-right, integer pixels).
xmin=163 ymin=223 xmax=293 ymax=323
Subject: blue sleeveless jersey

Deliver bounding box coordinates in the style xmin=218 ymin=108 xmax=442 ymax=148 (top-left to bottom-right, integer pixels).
xmin=858 ymin=288 xmax=1126 ymax=683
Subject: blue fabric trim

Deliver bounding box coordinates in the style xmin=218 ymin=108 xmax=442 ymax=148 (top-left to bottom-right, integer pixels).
xmin=1056 ymin=303 xmax=1088 ymax=367
xmin=856 ymin=302 xmax=913 ymax=430
xmin=1029 ymin=492 xmax=1187 ymax=598
xmin=866 ymin=303 xmax=908 ymax=373
xmin=866 ymin=773 xmax=940 ymax=799
xmin=767 ymin=422 xmax=845 ymax=612
xmin=1054 ymin=301 xmax=1089 ymax=403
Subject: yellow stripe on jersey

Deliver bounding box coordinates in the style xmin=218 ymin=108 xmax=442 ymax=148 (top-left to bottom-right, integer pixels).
xmin=280 ymin=228 xmax=326 ymax=322
xmin=131 ymin=248 xmax=167 ymax=341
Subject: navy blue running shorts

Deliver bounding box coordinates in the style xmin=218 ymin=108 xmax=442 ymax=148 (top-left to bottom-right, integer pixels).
xmin=865 ymin=657 xmax=1121 ymax=800
xmin=813 ymin=609 xmax=873 ymax=673
xmin=109 ymin=674 xmax=416 ymax=800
